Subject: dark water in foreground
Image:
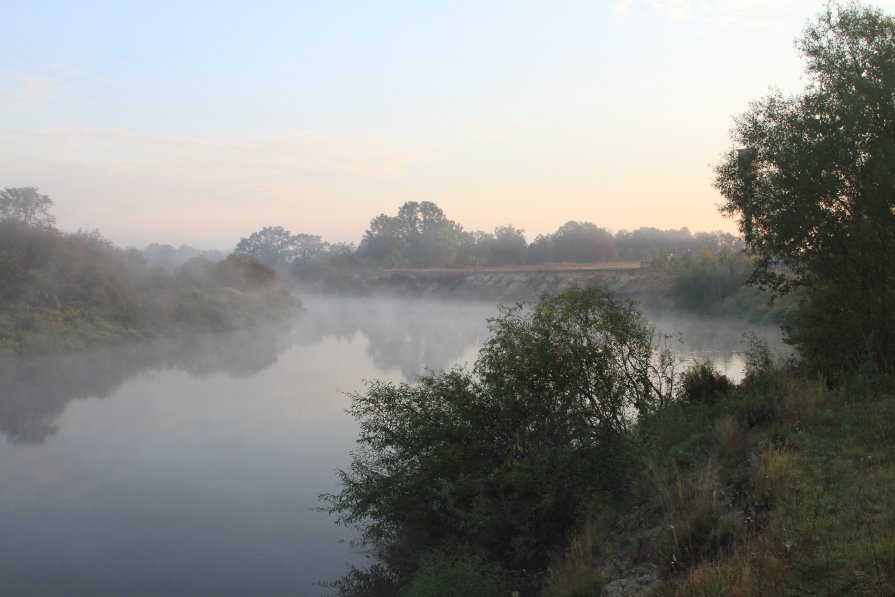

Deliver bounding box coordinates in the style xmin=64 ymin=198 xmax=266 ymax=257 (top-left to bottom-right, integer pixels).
xmin=0 ymin=296 xmax=783 ymax=596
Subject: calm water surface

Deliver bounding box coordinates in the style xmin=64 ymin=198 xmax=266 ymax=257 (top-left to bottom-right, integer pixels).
xmin=0 ymin=296 xmax=783 ymax=596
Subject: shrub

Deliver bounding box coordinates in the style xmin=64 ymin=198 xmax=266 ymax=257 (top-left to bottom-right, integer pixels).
xmin=678 ymin=361 xmax=732 ymax=405
xmin=321 ymin=286 xmax=676 ymax=589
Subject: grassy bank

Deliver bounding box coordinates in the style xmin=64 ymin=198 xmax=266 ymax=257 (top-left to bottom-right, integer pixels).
xmin=545 ymin=360 xmax=895 ymax=596
xmin=0 ymin=286 xmax=297 ymax=355
xmin=0 ymin=221 xmax=298 ymax=356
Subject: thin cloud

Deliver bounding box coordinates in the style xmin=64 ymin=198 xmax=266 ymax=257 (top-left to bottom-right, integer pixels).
xmin=614 ymin=0 xmax=821 ymax=28
xmin=612 ymin=0 xmax=635 ymax=16
xmin=699 ymin=0 xmax=820 ymax=28
xmin=4 ymin=126 xmax=424 ymax=182
xmin=46 ymin=62 xmax=89 ymax=79
xmin=0 ymin=71 xmax=54 ymax=111
xmin=647 ymin=0 xmax=693 ymax=21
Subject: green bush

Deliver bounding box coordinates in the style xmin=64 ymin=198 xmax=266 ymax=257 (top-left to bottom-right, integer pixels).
xmin=678 ymin=361 xmax=732 ymax=405
xmin=402 ymin=550 xmax=507 ymax=597
xmin=321 ymin=286 xmax=676 ymax=592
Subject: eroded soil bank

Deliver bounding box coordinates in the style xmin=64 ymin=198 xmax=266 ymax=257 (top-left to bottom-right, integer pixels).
xmin=294 ymin=264 xmax=672 ymax=309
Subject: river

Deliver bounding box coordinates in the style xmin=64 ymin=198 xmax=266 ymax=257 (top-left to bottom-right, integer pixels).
xmin=0 ymin=295 xmax=784 ymax=596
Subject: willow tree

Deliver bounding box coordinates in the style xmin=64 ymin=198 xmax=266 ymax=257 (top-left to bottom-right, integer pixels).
xmin=714 ymin=3 xmax=895 ymax=372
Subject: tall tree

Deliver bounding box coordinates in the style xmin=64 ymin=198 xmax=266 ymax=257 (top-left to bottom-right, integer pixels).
xmin=529 ymin=221 xmax=615 ymax=263
xmin=358 ymin=201 xmax=463 ymax=268
xmin=235 ymin=227 xmax=328 ymax=266
xmin=714 ymin=3 xmax=895 ymax=371
xmin=357 ymin=214 xmax=406 ymax=267
xmin=0 ymin=187 xmax=55 ymax=228
xmin=490 ymin=225 xmax=528 ymax=265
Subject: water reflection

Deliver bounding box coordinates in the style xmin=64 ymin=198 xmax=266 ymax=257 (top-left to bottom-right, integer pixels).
xmin=293 ymin=296 xmax=495 ymax=378
xmin=646 ymin=309 xmax=787 ymax=380
xmin=0 ymin=298 xmax=785 ymax=446
xmin=0 ymin=322 xmax=295 ymax=444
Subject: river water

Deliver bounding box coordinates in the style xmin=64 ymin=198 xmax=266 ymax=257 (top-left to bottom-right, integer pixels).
xmin=0 ymin=296 xmax=784 ymax=596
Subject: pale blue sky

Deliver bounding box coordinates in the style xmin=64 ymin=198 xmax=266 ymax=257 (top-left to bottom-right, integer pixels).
xmin=2 ymin=1 xmax=891 ymax=249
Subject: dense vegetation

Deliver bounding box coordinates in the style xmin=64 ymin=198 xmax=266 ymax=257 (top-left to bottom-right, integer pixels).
xmin=322 ymin=4 xmax=895 ymax=595
xmin=234 ymin=202 xmax=761 ymax=315
xmin=0 ymin=189 xmax=297 ymax=355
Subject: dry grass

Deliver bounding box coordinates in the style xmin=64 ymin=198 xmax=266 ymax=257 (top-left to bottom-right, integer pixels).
xmin=547 ymin=374 xmax=895 ymax=597
xmin=777 ymin=376 xmax=829 ymax=425
xmin=713 ymin=415 xmax=747 ymax=462
xmin=752 ymin=445 xmax=798 ymax=505
xmin=672 ymin=535 xmax=787 ymax=596
xmin=543 ymin=522 xmax=601 ymax=597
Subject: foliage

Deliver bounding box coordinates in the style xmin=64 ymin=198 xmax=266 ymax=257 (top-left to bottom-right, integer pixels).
xmin=528 ymin=220 xmax=615 ymax=263
xmin=677 ymin=361 xmax=732 ymax=405
xmin=234 ymin=225 xmax=327 ymax=266
xmin=321 ymin=286 xmax=676 ymax=592
xmin=714 ymin=2 xmax=895 ymax=372
xmin=488 ymin=225 xmax=528 ymax=266
xmin=402 ymin=550 xmax=507 ymax=597
xmin=0 ymin=212 xmax=296 ymax=355
xmin=352 ymin=200 xmax=743 ymax=271
xmin=357 ymin=201 xmax=463 ymax=268
xmin=662 ymin=248 xmax=753 ymax=312
xmin=0 ymin=187 xmax=56 ymax=228
xmin=613 ymin=228 xmax=742 ymax=263
xmin=142 ymin=243 xmax=225 ymax=271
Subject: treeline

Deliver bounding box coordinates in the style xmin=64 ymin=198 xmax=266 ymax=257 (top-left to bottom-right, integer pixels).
xmin=0 ymin=188 xmax=297 ymax=355
xmin=233 ymin=200 xmax=764 ymax=316
xmin=234 ymin=200 xmax=744 ymax=274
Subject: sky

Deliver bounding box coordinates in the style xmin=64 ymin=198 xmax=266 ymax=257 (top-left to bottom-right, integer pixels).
xmin=3 ymin=0 xmax=894 ymax=250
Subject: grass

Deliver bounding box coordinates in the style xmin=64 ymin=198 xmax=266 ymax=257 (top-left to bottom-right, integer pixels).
xmin=545 ymin=367 xmax=895 ymax=596
xmin=542 ymin=521 xmax=602 ymax=596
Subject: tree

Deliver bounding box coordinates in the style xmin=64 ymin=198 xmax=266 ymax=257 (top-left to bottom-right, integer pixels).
xmin=714 ymin=3 xmax=895 ymax=372
xmin=234 ymin=226 xmax=326 ymax=266
xmin=357 ymin=213 xmax=406 ymax=267
xmin=398 ymin=201 xmax=462 ymax=267
xmin=320 ymin=286 xmax=675 ymax=590
xmin=490 ymin=225 xmax=528 ymax=265
xmin=0 ymin=187 xmax=56 ymax=228
xmin=290 ymin=233 xmax=327 ymax=263
xmin=235 ymin=226 xmax=296 ymax=265
xmin=528 ymin=221 xmax=615 ymax=263
xmin=357 ymin=201 xmax=463 ymax=268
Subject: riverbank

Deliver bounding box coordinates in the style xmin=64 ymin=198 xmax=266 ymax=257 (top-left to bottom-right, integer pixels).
xmin=545 ymin=364 xmax=895 ymax=595
xmin=0 ymin=287 xmax=297 ymax=356
xmin=294 ymin=262 xmax=673 ymax=308
xmin=0 ymin=226 xmax=299 ymax=357
xmin=292 ymin=262 xmax=789 ymax=324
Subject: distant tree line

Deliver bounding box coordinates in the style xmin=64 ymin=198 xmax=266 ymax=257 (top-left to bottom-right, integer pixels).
xmin=234 ymin=200 xmax=744 ymax=275
xmin=143 ymin=243 xmax=226 ymax=271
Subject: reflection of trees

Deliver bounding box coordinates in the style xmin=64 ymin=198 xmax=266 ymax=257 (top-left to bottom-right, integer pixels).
xmin=0 ymin=322 xmax=294 ymax=444
xmin=0 ymin=298 xmax=495 ymax=446
xmin=295 ymin=297 xmax=496 ymax=379
xmin=1 ymin=298 xmax=791 ymax=447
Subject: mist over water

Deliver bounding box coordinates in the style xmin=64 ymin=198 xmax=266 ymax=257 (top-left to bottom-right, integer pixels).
xmin=0 ymin=296 xmax=782 ymax=595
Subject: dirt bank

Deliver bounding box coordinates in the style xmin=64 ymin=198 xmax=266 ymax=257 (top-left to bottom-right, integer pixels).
xmin=296 ymin=264 xmax=673 ymax=308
